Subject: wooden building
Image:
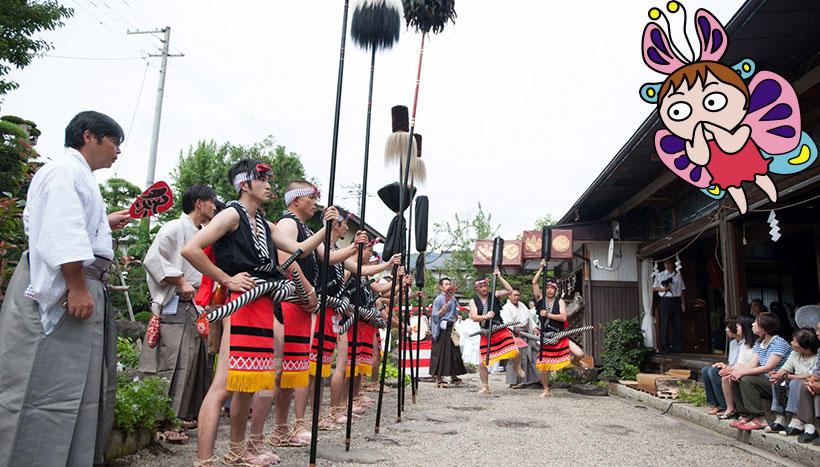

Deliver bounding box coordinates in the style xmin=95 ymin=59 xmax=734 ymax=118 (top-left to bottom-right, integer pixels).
xmin=554 ymin=0 xmax=820 ymax=365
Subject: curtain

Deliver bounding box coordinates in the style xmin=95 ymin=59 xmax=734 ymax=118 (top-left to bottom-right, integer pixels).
xmin=640 ymin=259 xmax=656 ymax=348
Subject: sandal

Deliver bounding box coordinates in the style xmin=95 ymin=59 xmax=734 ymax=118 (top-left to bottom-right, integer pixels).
xmin=157 ymin=430 xmax=188 ymax=443
xmin=538 ymin=390 xmax=552 ymax=399
xmin=450 ymin=377 xmax=463 ymax=385
xmin=193 ymin=455 xmax=218 ymax=467
xmin=318 ymin=414 xmax=342 ymax=431
xmin=330 ymin=406 xmax=348 ymax=425
xmin=182 ymin=419 xmax=198 ymax=430
xmin=267 ymin=425 xmax=296 ymax=448
xmin=247 ymin=434 xmax=280 ymax=465
xmin=289 ymin=419 xmax=311 ymax=446
xmin=739 ymin=420 xmax=766 ymax=431
xmin=436 ymin=381 xmax=451 ymax=388
xmin=707 ymin=407 xmax=722 ymax=415
xmin=477 ymin=386 xmax=491 ymax=394
xmin=223 ymin=440 xmax=271 ymax=466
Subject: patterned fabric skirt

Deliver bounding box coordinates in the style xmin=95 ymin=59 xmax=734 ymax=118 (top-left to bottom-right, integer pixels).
xmin=479 ymin=328 xmax=518 ymax=367
xmin=226 ymin=294 xmax=275 ymax=392
xmin=346 ymin=320 xmax=375 ymax=377
xmin=280 ymin=301 xmax=311 ymax=388
xmin=536 ymin=337 xmax=571 ymax=372
xmin=309 ymin=308 xmax=337 ymax=378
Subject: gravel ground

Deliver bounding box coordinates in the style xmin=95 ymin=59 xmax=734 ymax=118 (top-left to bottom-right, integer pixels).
xmin=113 ymin=372 xmax=796 ymax=466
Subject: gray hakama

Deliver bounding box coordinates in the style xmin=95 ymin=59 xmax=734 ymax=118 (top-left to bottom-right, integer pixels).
xmin=505 ymin=325 xmax=540 ymax=386
xmin=0 ymin=255 xmax=115 ymax=466
xmin=138 ymin=299 xmax=212 ymax=420
xmin=429 ymin=321 xmax=467 ymax=378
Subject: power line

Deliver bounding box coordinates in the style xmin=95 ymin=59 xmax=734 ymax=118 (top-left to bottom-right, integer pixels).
xmin=44 ymin=54 xmax=146 ymax=61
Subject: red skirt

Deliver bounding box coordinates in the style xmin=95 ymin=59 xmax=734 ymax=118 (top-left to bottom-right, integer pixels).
xmin=479 ymin=328 xmax=518 ymax=367
xmin=536 ymin=337 xmax=571 ymax=372
xmin=309 ymin=308 xmax=336 ymax=378
xmin=280 ymin=301 xmax=311 ymax=388
xmin=226 ymin=294 xmax=275 ymax=392
xmin=346 ymin=320 xmax=375 ymax=377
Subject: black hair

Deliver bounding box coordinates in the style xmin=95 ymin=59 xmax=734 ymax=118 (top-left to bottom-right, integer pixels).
xmin=724 ymin=315 xmax=738 ymax=330
xmin=793 ymin=328 xmax=820 ymax=353
xmin=181 ymin=183 xmax=217 ymax=214
xmin=756 ymin=312 xmax=780 ymax=336
xmin=737 ymin=315 xmax=755 ymax=348
xmin=511 ymin=287 xmax=521 ymax=293
xmin=335 ymin=206 xmax=349 ymax=224
xmin=438 ymin=277 xmax=451 ymax=286
xmin=64 ymin=111 xmax=124 ymax=150
xmin=214 ymin=199 xmax=226 ymax=212
xmin=227 ymin=159 xmax=262 ymax=196
xmin=286 ymin=179 xmax=314 ymax=192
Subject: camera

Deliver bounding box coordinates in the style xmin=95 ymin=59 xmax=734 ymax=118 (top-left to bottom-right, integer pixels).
xmin=661 ymin=276 xmax=674 ymax=288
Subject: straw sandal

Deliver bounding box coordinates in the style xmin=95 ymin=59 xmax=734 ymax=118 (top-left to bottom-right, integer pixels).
xmin=330 ymin=406 xmax=348 ymax=425
xmin=193 ymin=455 xmax=218 ymax=467
xmin=267 ymin=425 xmax=298 ymax=448
xmin=477 ymin=386 xmax=491 ymax=394
xmin=318 ymin=413 xmax=342 ymax=431
xmin=289 ymin=419 xmax=311 ymax=446
xmin=223 ymin=440 xmax=271 ymax=466
xmin=246 ymin=434 xmax=280 ymax=465
xmin=538 ymin=390 xmax=552 ymax=399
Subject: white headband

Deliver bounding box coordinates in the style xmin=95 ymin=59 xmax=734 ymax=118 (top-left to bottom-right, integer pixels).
xmin=284 ymin=186 xmax=319 ymax=206
xmin=232 ymin=172 xmax=254 ymax=193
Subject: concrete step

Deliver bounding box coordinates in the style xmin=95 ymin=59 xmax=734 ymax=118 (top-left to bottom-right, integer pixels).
xmin=613 ymin=383 xmax=820 ymax=466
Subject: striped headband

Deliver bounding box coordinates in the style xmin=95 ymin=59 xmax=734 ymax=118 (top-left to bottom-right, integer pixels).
xmin=284 ymin=185 xmax=320 ymax=206
xmin=546 ymin=281 xmax=558 ymax=289
xmin=232 ymin=163 xmax=271 ymax=193
xmin=474 ymin=279 xmax=489 ymax=286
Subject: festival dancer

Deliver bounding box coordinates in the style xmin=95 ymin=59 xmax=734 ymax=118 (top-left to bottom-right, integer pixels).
xmin=182 ymin=161 xmax=337 ymax=466
xmin=267 ymin=182 xmax=373 ymax=447
xmin=0 ymin=111 xmax=132 ymax=466
xmin=532 ymin=259 xmax=586 ymax=379
xmin=501 ymin=287 xmax=540 ymax=388
xmin=430 ymin=277 xmax=467 ymax=387
xmin=138 ymin=183 xmax=218 ymax=433
xmin=322 ymin=236 xmax=398 ymax=426
xmin=468 ymin=268 xmax=525 ymax=394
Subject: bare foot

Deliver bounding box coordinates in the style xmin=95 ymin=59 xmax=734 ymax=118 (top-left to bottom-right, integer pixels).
xmin=516 ymin=367 xmax=526 ymax=378
xmin=478 ymin=386 xmax=491 ymax=394
xmin=538 ymin=391 xmax=551 ymax=399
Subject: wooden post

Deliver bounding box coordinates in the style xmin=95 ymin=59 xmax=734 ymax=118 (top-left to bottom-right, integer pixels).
xmin=719 ymin=205 xmax=746 ymax=316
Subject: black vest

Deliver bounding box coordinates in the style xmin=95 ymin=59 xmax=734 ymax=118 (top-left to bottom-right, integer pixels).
xmin=213 ymin=204 xmax=282 ymax=281
xmin=278 ymin=211 xmax=319 ymax=285
xmin=537 ymin=297 xmax=565 ymax=333
xmin=473 ymin=294 xmax=502 ymax=329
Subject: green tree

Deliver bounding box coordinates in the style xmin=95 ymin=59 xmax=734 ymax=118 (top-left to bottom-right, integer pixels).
xmin=429 ymin=203 xmax=499 ymax=297
xmin=167 ymin=136 xmax=320 ymax=228
xmin=0 ymin=0 xmax=73 ymax=97
xmin=534 ymin=213 xmax=558 ymax=230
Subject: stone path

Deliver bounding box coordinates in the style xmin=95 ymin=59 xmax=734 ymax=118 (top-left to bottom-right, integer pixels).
xmin=114 ymin=372 xmax=798 ymax=466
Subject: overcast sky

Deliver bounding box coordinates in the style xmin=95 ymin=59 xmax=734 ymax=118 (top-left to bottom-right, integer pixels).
xmin=3 ymin=0 xmax=743 ymax=241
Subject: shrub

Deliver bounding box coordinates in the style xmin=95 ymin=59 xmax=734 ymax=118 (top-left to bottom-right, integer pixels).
xmin=677 ymin=380 xmax=707 ymax=406
xmin=117 ymin=337 xmax=140 ymax=371
xmin=601 ymin=318 xmax=647 ymax=380
xmin=114 ymin=375 xmax=178 ymax=433
xmin=551 ymin=369 xmax=576 ymax=385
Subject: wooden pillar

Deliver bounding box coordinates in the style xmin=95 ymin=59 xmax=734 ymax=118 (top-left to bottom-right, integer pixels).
xmin=719 ymin=206 xmax=747 ymax=316
xmin=814 ymin=226 xmax=820 ymax=296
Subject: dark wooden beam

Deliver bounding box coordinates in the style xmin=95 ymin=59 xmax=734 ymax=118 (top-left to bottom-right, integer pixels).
xmin=606 ymin=172 xmax=677 ymax=220
xmin=794 ymin=63 xmax=820 ymax=96
xmin=638 ymin=213 xmax=718 ymax=257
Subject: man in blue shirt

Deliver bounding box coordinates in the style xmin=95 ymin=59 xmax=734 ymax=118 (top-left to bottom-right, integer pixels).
xmin=429 ymin=278 xmax=466 ymax=387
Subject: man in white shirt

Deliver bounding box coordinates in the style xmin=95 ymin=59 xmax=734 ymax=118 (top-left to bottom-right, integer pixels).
xmin=501 ymin=288 xmax=540 ymax=387
xmin=138 ymin=183 xmax=217 ymax=423
xmin=0 ymin=111 xmax=131 ymax=466
xmin=652 ymin=259 xmax=686 ymax=353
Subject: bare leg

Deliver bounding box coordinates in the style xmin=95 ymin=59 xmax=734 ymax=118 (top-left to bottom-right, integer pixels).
xmin=250 ymin=391 xmax=274 ymax=435
xmin=727 ymin=187 xmax=748 ymax=214
xmin=330 ymin=335 xmax=348 ymax=422
xmin=478 ymin=363 xmax=490 ymax=393
xmin=272 ymin=319 xmax=291 ymax=435
xmin=371 ymin=333 xmax=380 ymax=383
xmin=510 ymin=353 xmax=525 ymax=378
xmin=539 ymin=370 xmax=551 ymax=398
xmin=568 ymin=341 xmax=587 ymax=368
xmin=755 ymin=174 xmax=778 ymax=202
xmin=720 ymin=375 xmax=735 ymax=413
xmin=229 ymin=391 xmax=253 ymax=442
xmin=197 ymin=317 xmax=233 ymax=461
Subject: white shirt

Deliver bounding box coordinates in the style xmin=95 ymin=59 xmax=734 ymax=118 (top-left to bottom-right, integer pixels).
xmin=653 ymin=269 xmax=685 ymax=298
xmin=143 ymin=214 xmax=202 ymax=307
xmin=501 ymin=300 xmax=537 ymax=333
xmin=735 ymin=345 xmax=757 ymax=367
xmin=23 ymin=147 xmax=113 ymax=334
xmin=727 ymin=338 xmax=744 ymax=366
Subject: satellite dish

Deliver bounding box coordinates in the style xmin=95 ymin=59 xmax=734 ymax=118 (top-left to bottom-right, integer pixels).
xmin=593 ymin=237 xmax=616 ymax=271
xmin=795 ymin=305 xmax=820 ymax=330
xmin=607 ymin=238 xmax=615 ymax=268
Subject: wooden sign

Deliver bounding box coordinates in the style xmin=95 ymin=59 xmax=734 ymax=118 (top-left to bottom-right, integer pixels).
xmin=473 ymin=239 xmax=493 ymax=267
xmin=522 ymin=230 xmax=542 ymax=259
xmin=129 ymin=181 xmax=174 ymax=219
xmin=550 ymin=229 xmax=573 ymax=259
xmin=502 ymin=239 xmax=522 ymax=267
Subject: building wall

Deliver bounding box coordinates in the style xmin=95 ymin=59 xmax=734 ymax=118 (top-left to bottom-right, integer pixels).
xmin=588 ymin=280 xmax=640 ymax=365
xmin=587 ymin=241 xmax=640 ymax=282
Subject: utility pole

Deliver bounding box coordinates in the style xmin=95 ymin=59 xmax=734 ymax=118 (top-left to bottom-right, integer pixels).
xmin=127 ymin=27 xmax=183 ymax=187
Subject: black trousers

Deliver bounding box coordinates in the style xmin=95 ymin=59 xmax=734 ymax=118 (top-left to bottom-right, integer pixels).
xmin=659 ymin=297 xmax=682 ymax=353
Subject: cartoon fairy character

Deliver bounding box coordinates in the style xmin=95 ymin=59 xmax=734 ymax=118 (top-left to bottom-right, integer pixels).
xmin=639 ymin=2 xmax=817 ymax=213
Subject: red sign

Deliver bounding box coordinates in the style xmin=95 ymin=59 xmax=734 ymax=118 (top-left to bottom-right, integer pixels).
xmin=522 ymin=230 xmax=542 ymax=259
xmin=502 ymin=239 xmax=523 ymax=267
xmin=550 ymin=229 xmax=574 ymax=259
xmin=473 ymin=239 xmax=493 ymax=267
xmin=129 ymin=181 xmax=174 ymax=219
